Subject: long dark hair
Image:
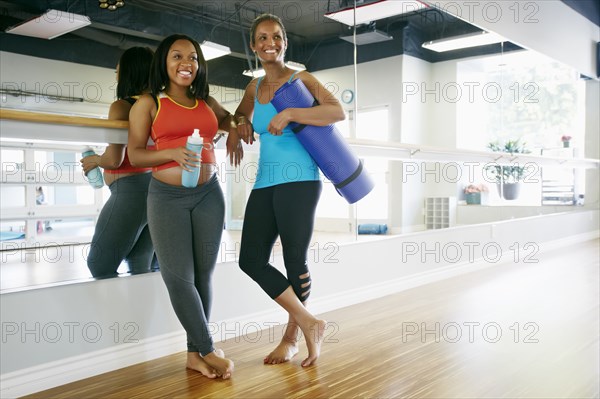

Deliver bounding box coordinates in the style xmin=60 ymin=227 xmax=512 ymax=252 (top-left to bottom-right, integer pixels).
xmin=116 ymin=47 xmax=153 ymax=99
xmin=149 ymin=34 xmax=209 ymax=100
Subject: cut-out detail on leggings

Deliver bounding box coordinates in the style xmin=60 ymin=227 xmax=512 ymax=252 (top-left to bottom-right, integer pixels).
xmin=298 ymin=272 xmax=311 ymax=299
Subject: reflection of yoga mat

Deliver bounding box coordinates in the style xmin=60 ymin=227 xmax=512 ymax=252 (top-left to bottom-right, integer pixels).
xmin=358 ymin=224 xmax=388 ymax=235
xmin=271 ymin=79 xmax=374 ymax=204
xmin=0 ymin=231 xmax=25 ymax=241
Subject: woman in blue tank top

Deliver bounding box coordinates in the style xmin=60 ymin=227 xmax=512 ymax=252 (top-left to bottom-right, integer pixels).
xmin=234 ymin=13 xmax=345 ymax=368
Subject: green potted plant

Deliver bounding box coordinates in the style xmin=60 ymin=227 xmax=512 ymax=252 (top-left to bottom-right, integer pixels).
xmin=486 ymin=139 xmax=530 ymax=200
xmin=464 ymin=184 xmax=488 ymax=205
xmin=561 ymin=135 xmax=572 ymax=148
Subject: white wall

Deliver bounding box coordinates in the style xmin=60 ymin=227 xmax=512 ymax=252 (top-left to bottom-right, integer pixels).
xmin=0 ymin=51 xmax=244 ymax=116
xmin=0 ymin=52 xmax=114 ymax=117
xmin=584 ymin=79 xmax=600 ymax=208
xmin=428 ymin=0 xmax=600 ymax=79
xmin=401 ymin=55 xmax=433 ymax=145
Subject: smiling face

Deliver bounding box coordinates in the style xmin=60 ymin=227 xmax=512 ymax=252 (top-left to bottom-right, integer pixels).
xmin=251 ymin=19 xmax=287 ymax=65
xmin=166 ymin=39 xmax=199 ymax=89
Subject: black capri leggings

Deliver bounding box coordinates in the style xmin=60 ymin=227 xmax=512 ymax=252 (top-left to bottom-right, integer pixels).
xmin=239 ymin=180 xmax=322 ymax=301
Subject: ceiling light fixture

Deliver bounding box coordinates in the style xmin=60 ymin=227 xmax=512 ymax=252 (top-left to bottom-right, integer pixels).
xmin=200 ymin=40 xmax=231 ymax=60
xmin=285 ymin=61 xmax=307 ymax=71
xmin=99 ymin=0 xmax=125 ymax=11
xmin=325 ymin=0 xmax=427 ymax=26
xmin=242 ymin=61 xmax=306 ymax=78
xmin=340 ymin=22 xmax=393 ymax=45
xmin=422 ymin=31 xmax=505 ymax=52
xmin=5 ymin=9 xmax=91 ymax=40
xmin=242 ymin=68 xmax=265 ymax=78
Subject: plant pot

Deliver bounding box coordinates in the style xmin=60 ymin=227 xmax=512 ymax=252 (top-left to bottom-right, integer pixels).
xmin=563 ymin=141 xmax=570 ymax=148
xmin=498 ymin=182 xmax=521 ymax=200
xmin=465 ymin=192 xmax=481 ymax=205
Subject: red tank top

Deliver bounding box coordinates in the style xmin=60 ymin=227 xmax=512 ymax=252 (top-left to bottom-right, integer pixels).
xmin=105 ymin=96 xmax=152 ymax=174
xmin=151 ymin=93 xmax=218 ymax=172
xmin=103 ymin=150 xmax=153 ymax=174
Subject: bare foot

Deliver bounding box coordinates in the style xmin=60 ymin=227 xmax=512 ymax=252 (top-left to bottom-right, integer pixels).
xmin=264 ymin=338 xmax=299 ymax=364
xmin=203 ymin=351 xmax=234 ymax=379
xmin=300 ymin=319 xmax=327 ymax=367
xmin=186 ymin=352 xmax=217 ymax=378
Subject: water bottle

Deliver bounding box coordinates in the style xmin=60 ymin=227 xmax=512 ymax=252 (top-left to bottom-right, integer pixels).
xmin=181 ymin=129 xmax=203 ymax=188
xmin=82 ymin=148 xmax=104 ymax=189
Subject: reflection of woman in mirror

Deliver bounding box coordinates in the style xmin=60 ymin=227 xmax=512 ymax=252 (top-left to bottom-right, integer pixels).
xmin=128 ymin=34 xmax=243 ymax=379
xmin=80 ymin=47 xmax=158 ymax=279
xmin=234 ymin=14 xmax=345 ymax=367
xmin=35 ymin=186 xmax=51 ymax=232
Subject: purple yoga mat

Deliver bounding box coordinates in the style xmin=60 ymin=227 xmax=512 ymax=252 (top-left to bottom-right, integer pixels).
xmin=271 ymin=78 xmax=374 ymax=204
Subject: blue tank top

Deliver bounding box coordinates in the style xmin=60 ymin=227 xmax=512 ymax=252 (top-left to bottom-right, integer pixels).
xmin=252 ymin=73 xmax=319 ymax=189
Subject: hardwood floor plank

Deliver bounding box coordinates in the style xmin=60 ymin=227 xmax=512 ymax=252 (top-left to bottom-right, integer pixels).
xmin=24 ymin=239 xmax=599 ymax=398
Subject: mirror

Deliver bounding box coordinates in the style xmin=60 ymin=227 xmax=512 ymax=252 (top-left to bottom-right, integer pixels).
xmin=1 ymin=0 xmax=594 ymax=292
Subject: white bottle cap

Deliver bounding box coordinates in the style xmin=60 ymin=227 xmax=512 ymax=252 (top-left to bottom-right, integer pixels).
xmin=188 ymin=129 xmax=203 ymax=144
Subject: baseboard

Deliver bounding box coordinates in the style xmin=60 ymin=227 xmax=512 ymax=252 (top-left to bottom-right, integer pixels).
xmin=0 ymin=330 xmax=186 ymax=399
xmin=2 ymin=230 xmax=597 ymax=398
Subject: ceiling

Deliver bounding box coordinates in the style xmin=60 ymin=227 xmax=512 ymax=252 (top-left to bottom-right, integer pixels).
xmin=0 ymin=0 xmax=597 ymax=89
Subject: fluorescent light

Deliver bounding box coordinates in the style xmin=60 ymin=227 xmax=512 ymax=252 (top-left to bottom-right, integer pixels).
xmin=422 ymin=31 xmax=505 ymax=52
xmin=200 ymin=40 xmax=231 ymax=60
xmin=285 ymin=61 xmax=306 ymax=71
xmin=325 ymin=0 xmax=427 ymax=26
xmin=340 ymin=29 xmax=393 ymax=45
xmin=243 ymin=68 xmax=265 ymax=78
xmin=242 ymin=61 xmax=306 ymax=78
xmin=5 ymin=9 xmax=91 ymax=40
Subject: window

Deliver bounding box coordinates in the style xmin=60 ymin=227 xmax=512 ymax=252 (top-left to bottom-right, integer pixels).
xmin=0 ymin=143 xmax=105 ymax=247
xmin=457 ymin=51 xmax=585 ymax=206
xmin=356 ymin=106 xmax=389 ymax=141
xmin=356 ymin=157 xmax=388 ymax=220
xmin=316 ymin=106 xmax=390 ymax=224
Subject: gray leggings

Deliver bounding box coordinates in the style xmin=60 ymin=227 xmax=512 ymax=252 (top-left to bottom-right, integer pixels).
xmin=87 ymin=173 xmax=158 ymax=278
xmin=147 ymin=175 xmax=224 ymax=355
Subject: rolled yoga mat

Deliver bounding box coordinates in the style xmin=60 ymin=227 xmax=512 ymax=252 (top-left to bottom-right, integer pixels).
xmin=271 ymin=78 xmax=375 ymax=204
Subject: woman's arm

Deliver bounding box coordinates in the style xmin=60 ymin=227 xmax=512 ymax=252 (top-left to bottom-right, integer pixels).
xmin=233 ymin=80 xmax=257 ymax=144
xmin=127 ymin=95 xmax=198 ymax=171
xmin=80 ymin=100 xmax=129 ymax=173
xmin=206 ymin=95 xmax=233 ymax=133
xmin=206 ymin=96 xmax=243 ymax=166
xmin=267 ymin=71 xmax=345 ymax=135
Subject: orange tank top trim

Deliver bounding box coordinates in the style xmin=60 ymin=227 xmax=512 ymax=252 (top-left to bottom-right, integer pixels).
xmin=151 ymin=93 xmax=218 ymax=172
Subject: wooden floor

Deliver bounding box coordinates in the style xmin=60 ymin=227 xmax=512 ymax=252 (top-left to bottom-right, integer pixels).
xmin=26 ymin=239 xmax=599 ymax=398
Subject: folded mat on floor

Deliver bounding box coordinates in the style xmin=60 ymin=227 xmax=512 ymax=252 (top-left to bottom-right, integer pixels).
xmin=0 ymin=231 xmax=26 ymax=241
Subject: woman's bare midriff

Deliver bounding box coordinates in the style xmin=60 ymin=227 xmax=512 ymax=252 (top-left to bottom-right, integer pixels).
xmin=104 ymin=171 xmax=150 ymax=186
xmin=152 ymin=164 xmax=217 ymax=186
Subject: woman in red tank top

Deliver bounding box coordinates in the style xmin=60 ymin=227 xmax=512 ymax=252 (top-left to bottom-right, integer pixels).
xmin=128 ymin=34 xmax=243 ymax=380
